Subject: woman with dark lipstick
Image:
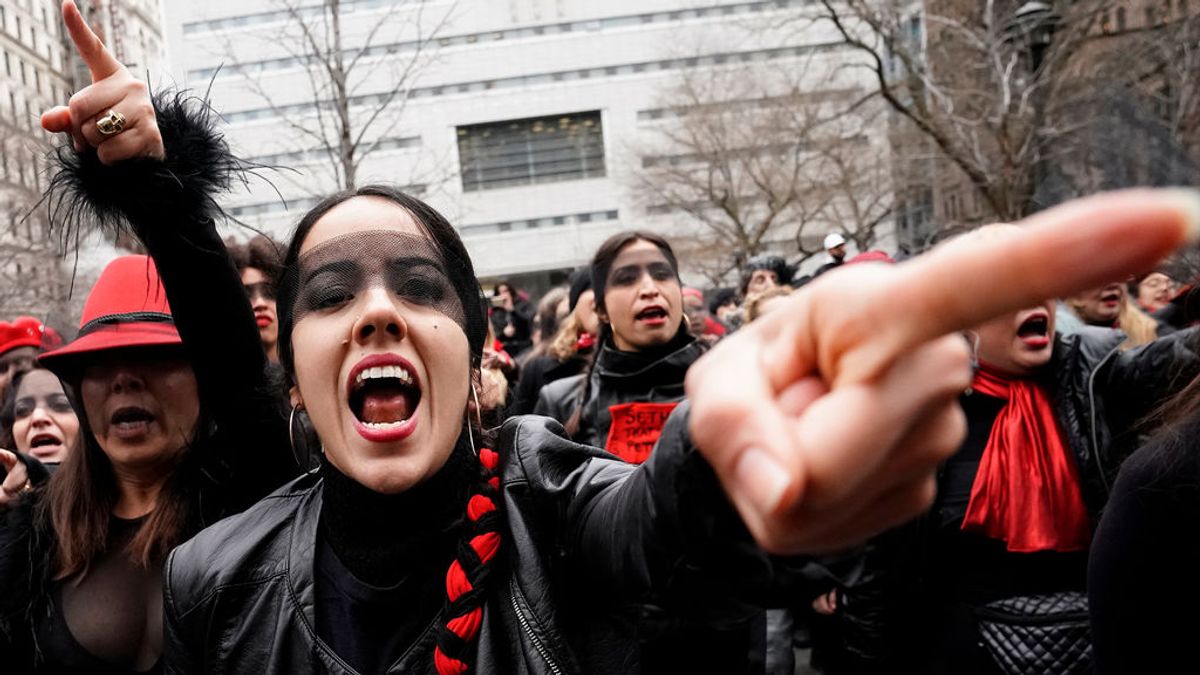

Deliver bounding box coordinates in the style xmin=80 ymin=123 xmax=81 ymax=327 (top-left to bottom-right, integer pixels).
xmin=32 ymin=4 xmax=1200 ymax=673
xmin=536 ymin=231 xmax=704 ymax=463
xmin=227 ymin=234 xmax=284 ymax=363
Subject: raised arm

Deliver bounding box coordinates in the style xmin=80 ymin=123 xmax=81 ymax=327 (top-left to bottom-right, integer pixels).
xmin=41 ymin=1 xmax=295 ymax=497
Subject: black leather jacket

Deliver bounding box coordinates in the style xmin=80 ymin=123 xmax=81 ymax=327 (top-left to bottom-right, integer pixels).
xmin=534 ymin=331 xmax=706 ymax=448
xmin=834 ymin=326 xmax=1200 ymax=672
xmin=165 ymin=407 xmax=791 ymax=674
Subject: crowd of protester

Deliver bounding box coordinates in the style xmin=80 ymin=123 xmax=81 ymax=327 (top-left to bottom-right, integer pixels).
xmin=3 ymin=4 xmax=1200 ymax=674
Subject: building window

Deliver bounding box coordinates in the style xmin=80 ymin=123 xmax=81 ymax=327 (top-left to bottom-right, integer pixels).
xmin=457 ymin=111 xmax=606 ymax=192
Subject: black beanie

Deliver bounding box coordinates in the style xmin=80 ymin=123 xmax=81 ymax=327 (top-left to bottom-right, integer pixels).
xmin=568 ymin=268 xmax=593 ymax=312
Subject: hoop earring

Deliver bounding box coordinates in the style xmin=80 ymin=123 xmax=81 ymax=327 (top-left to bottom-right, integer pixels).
xmin=289 ymin=405 xmax=319 ymax=472
xmin=465 ymin=384 xmax=484 ymax=458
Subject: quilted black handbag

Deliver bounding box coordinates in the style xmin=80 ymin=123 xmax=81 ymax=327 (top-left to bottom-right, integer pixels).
xmin=974 ymin=592 xmax=1093 ymax=675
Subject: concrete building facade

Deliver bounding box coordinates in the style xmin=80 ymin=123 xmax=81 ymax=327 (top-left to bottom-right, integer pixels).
xmin=164 ymin=0 xmax=895 ymax=290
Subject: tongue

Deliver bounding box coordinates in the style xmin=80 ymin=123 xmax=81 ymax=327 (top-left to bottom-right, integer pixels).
xmin=360 ymin=388 xmax=412 ymax=424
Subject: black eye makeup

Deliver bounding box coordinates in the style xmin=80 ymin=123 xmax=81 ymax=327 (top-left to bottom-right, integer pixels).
xmin=279 ymin=231 xmax=471 ymax=332
xmin=13 ymin=394 xmax=73 ymax=419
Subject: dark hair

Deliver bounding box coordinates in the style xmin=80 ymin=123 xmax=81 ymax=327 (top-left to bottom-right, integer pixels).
xmin=0 ymin=368 xmax=76 ymax=450
xmin=494 ymin=280 xmax=517 ymax=298
xmin=739 ymin=254 xmax=791 ymax=297
xmin=565 ymin=230 xmax=679 ymax=437
xmin=0 ymin=368 xmax=30 ymax=448
xmin=590 ymin=230 xmax=679 ymax=316
xmin=276 ymin=185 xmax=499 ymax=674
xmin=226 ymin=234 xmax=285 ymax=285
xmin=528 ymin=286 xmax=568 ymax=360
xmin=707 ymin=287 xmax=738 ymax=316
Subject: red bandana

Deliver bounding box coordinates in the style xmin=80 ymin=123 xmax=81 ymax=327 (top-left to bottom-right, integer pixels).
xmin=960 ymin=363 xmax=1091 ymax=553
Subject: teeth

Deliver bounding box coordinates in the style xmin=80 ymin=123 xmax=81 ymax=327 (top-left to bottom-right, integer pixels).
xmin=354 ymin=364 xmax=414 ymax=387
xmin=362 ymin=420 xmax=407 ymax=429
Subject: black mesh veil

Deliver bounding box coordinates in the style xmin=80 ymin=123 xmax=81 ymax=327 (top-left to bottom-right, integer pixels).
xmin=277 ymin=230 xmax=488 ymax=363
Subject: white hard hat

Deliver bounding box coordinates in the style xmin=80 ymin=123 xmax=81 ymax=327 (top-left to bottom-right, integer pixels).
xmin=824 ymin=232 xmax=847 ymax=250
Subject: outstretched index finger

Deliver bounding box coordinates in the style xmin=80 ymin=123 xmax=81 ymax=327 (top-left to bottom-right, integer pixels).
xmin=63 ymin=0 xmax=122 ymax=81
xmin=757 ymin=189 xmax=1200 ymax=394
xmin=812 ymin=189 xmax=1200 ymax=387
xmin=0 ymin=448 xmax=17 ymax=473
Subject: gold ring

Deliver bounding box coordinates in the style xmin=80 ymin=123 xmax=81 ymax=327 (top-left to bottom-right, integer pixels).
xmin=96 ymin=110 xmax=126 ymax=136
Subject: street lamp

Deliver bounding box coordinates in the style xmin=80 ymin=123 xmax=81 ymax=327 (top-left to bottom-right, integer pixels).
xmin=1003 ymin=1 xmax=1063 ymax=214
xmin=1005 ymin=1 xmax=1062 ymax=73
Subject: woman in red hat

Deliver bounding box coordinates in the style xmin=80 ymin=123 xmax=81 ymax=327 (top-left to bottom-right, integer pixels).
xmin=0 ymin=9 xmax=298 ymax=672
xmin=24 ymin=3 xmax=1200 ymax=674
xmin=0 ymin=257 xmax=299 ymax=674
xmin=0 ymin=316 xmax=54 ymax=401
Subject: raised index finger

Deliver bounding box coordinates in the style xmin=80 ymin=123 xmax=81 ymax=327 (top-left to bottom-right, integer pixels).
xmin=845 ymin=189 xmax=1200 ymax=384
xmin=63 ymin=0 xmax=122 ymax=81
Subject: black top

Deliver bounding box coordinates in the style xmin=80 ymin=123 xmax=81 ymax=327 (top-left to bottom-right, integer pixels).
xmin=34 ymin=516 xmax=161 ymax=675
xmin=1089 ymin=420 xmax=1200 ymax=674
xmin=490 ymin=303 xmax=534 ymax=357
xmin=930 ymin=392 xmax=1087 ymax=604
xmin=314 ymin=541 xmax=440 ymax=675
xmin=314 ymin=456 xmax=464 ymax=673
xmin=510 ymin=353 xmax=588 ymax=417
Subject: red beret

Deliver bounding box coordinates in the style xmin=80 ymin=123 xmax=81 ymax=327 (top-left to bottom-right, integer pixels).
xmin=0 ymin=316 xmax=50 ymax=357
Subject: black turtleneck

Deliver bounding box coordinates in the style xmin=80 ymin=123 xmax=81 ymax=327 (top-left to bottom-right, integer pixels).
xmin=597 ymin=324 xmax=696 ymax=375
xmin=314 ymin=447 xmax=470 ymax=673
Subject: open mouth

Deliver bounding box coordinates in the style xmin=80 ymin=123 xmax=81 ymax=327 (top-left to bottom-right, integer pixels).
xmin=348 ymin=356 xmax=421 ymax=438
xmin=635 ymin=306 xmax=668 ymax=323
xmin=29 ymin=432 xmax=64 ymax=455
xmin=1018 ymin=314 xmax=1048 ymax=338
xmin=1017 ymin=313 xmax=1051 ymax=347
xmin=110 ymin=406 xmax=155 ymax=438
xmin=1100 ymin=289 xmax=1123 ymax=306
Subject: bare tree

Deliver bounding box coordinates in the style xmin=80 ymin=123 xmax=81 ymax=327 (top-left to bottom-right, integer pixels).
xmin=632 ymin=59 xmax=895 ymax=285
xmin=219 ymin=0 xmax=457 ymax=193
xmin=813 ymin=0 xmax=1200 ymax=231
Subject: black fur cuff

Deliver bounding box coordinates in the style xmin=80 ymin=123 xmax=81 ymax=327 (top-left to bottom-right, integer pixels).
xmin=45 ymin=89 xmax=249 ymax=240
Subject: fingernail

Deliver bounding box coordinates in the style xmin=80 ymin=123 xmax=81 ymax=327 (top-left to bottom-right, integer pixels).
xmin=735 ymin=447 xmax=791 ymax=515
xmin=1162 ymin=188 xmax=1200 ymax=243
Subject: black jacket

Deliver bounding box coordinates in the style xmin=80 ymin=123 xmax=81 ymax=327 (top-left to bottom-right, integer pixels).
xmin=0 ymin=93 xmax=299 ymax=671
xmin=165 ymin=408 xmax=794 ymax=674
xmin=836 ymin=326 xmax=1200 ymax=672
xmin=510 ymin=353 xmax=589 ymax=417
xmin=534 ymin=331 xmax=706 ymax=449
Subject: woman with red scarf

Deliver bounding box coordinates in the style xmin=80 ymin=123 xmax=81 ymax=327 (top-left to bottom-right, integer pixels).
xmin=832 ymin=230 xmax=1200 ymax=675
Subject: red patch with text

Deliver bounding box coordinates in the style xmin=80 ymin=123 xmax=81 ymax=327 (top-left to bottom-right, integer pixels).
xmin=604 ymin=402 xmax=680 ymax=464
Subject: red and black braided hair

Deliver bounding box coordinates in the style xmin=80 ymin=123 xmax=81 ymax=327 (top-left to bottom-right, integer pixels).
xmin=435 ymin=445 xmax=503 ymax=674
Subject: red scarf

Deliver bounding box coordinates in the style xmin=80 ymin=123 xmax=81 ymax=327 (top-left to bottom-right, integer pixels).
xmin=960 ymin=363 xmax=1091 ymax=553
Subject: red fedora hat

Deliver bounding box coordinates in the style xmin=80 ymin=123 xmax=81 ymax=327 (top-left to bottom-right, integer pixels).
xmin=39 ymin=255 xmax=182 ymax=376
